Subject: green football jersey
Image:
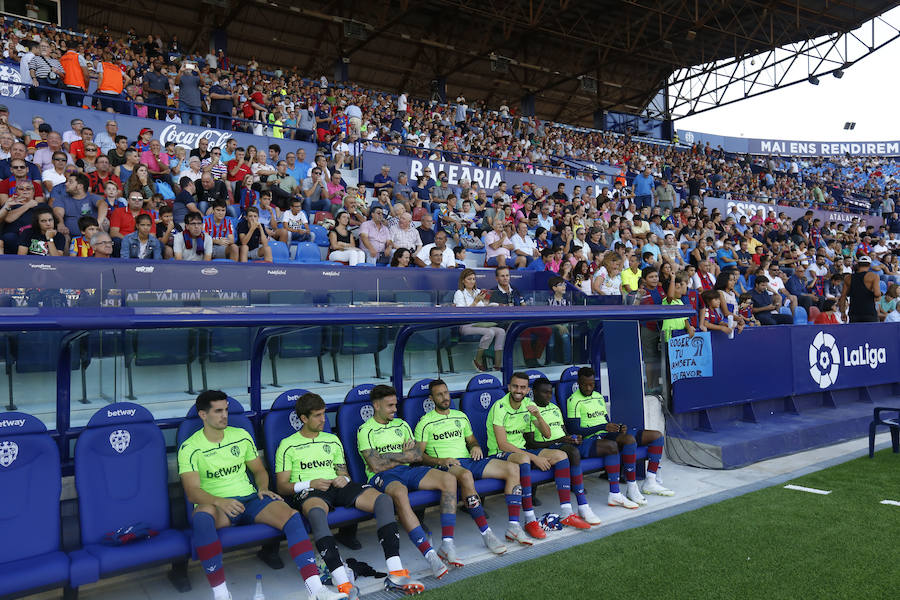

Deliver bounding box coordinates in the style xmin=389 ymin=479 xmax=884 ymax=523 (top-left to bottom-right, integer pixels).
xmin=486 ymin=393 xmax=537 ymax=455
xmin=357 ymin=417 xmax=414 ymax=480
xmin=177 ymin=426 xmax=258 ymax=498
xmin=414 ymin=409 xmax=473 ymax=458
xmin=530 ymin=403 xmax=566 ymax=443
xmin=275 ymin=430 xmax=346 ymax=482
xmin=566 ymin=389 xmax=609 ymax=439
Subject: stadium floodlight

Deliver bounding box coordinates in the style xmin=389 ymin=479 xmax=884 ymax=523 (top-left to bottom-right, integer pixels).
xmin=808 ymin=75 xmax=819 ymax=85
xmin=843 ymin=122 xmax=856 ymax=130
xmin=833 ymin=70 xmax=844 ymax=79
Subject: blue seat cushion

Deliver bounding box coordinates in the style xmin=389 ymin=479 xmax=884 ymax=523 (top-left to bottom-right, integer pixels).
xmin=0 ymin=550 xmax=68 ymax=597
xmin=87 ymin=529 xmax=189 ymax=578
xmin=192 ymin=524 xmax=283 ymax=557
xmin=474 ymin=477 xmax=504 ymax=496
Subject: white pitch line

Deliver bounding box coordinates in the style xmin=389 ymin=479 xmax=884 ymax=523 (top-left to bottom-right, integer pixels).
xmin=880 ymin=500 xmax=900 ymax=506
xmin=783 ymin=484 xmax=831 ymax=495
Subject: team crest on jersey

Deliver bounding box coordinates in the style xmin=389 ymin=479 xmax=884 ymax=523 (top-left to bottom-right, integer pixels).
xmin=571 ymin=383 xmax=578 ymax=395
xmin=360 ymin=405 xmax=374 ymax=421
xmin=323 ymin=444 xmax=331 ymax=454
xmin=0 ymin=441 xmax=18 ymax=467
xmin=109 ymin=429 xmax=131 ymax=454
xmin=423 ymin=398 xmax=435 ymax=413
xmin=480 ymin=392 xmax=492 ymax=408
xmin=395 ymin=428 xmax=403 ymax=437
xmin=230 ymin=445 xmax=241 ymax=457
xmin=455 ymin=419 xmax=461 ymax=429
xmin=289 ymin=411 xmax=303 ymax=431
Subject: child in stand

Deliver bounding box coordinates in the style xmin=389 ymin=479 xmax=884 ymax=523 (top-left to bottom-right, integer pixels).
xmin=699 ymin=289 xmax=736 ymax=335
xmin=70 ymin=216 xmax=100 ymax=257
xmin=661 ymin=272 xmax=696 ymax=341
xmin=737 ymin=292 xmax=761 ymax=327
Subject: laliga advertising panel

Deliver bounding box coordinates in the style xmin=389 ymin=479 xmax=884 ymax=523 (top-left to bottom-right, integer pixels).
xmin=793 ymin=324 xmax=897 ymax=395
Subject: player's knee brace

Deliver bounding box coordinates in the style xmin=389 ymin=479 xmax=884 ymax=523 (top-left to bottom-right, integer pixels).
xmin=511 ymin=484 xmax=522 ymax=496
xmin=373 ymin=492 xmax=395 ymax=528
xmin=465 ymin=494 xmax=482 ymax=509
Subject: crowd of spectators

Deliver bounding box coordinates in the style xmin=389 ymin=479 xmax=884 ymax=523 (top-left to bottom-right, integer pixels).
xmin=1 ymin=17 xmax=897 ymax=216
xmin=1 ymin=16 xmax=899 ymax=332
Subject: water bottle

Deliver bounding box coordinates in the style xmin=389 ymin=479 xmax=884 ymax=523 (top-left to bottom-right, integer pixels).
xmin=253 ymin=574 xmax=265 ymax=600
xmin=727 ymin=315 xmax=735 ymax=340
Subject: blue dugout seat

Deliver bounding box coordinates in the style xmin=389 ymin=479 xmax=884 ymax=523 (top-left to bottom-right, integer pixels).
xmin=266 ymin=291 xmax=330 ymax=386
xmin=335 ymin=385 xmax=439 ymax=507
xmin=175 ymin=398 xmax=283 ymax=558
xmin=0 ymin=413 xmax=70 ymax=598
xmin=262 ymin=390 xmax=369 ymax=526
xmin=70 ymin=403 xmax=190 ymax=591
xmin=9 ymin=331 xmax=90 ymax=409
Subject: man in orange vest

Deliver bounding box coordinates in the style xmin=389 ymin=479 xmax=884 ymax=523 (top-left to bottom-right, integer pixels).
xmin=60 ymin=43 xmax=90 ymax=108
xmin=95 ymin=50 xmax=131 ymax=114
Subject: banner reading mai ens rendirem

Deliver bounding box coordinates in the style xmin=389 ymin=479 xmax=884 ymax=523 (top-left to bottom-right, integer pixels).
xmin=679 ymin=129 xmax=900 ymax=157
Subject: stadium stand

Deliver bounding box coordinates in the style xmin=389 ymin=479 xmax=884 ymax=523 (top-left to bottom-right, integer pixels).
xmin=3 ymin=8 xmax=900 ymax=598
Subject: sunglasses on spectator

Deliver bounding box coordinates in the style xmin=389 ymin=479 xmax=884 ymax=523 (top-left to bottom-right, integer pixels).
xmin=53 ymin=157 xmax=66 ymax=161
xmin=11 ymin=164 xmax=26 ymax=169
xmin=129 ymin=195 xmax=143 ymax=201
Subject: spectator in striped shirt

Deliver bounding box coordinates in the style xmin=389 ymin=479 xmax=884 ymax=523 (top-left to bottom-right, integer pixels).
xmin=203 ymin=201 xmax=237 ymax=261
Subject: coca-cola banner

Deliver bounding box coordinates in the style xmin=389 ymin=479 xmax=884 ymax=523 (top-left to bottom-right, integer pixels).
xmin=1 ymin=95 xmax=317 ymax=158
xmin=702 ymin=196 xmax=883 ymax=228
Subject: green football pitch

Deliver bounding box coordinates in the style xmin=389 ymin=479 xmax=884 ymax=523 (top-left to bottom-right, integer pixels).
xmin=421 ymin=449 xmax=900 ymax=600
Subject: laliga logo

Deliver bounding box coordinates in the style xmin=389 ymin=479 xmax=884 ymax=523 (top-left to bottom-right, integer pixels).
xmin=159 ymin=125 xmax=233 ymax=149
xmin=808 ymin=331 xmax=887 ymax=389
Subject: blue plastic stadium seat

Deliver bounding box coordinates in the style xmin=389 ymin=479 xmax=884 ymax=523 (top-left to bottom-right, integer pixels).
xmin=263 ymin=391 xmax=368 ymax=527
xmin=0 ymin=413 xmax=70 ymax=598
xmin=336 ymin=385 xmax=437 ymax=508
xmin=327 ymin=292 xmax=388 ymax=381
xmin=266 ymin=291 xmax=330 ymax=385
xmin=269 ymin=240 xmax=291 ymax=263
xmin=9 ymin=331 xmax=91 ymax=409
xmin=124 ymin=329 xmax=199 ymax=399
xmin=793 ymin=306 xmax=808 ymax=325
xmin=310 ymin=224 xmax=330 ymax=259
xmin=175 ymin=398 xmax=283 ymax=557
xmin=293 ymin=242 xmax=323 ymax=263
xmin=69 ymin=403 xmax=190 ymax=590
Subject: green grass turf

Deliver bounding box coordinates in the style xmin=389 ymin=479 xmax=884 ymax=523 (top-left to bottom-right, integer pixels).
xmin=421 ymin=450 xmax=900 ymax=600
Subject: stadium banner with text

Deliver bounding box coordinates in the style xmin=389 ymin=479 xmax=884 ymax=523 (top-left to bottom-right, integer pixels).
xmin=0 ymin=255 xmax=538 ymax=300
xmin=667 ymin=332 xmax=714 ymax=383
xmin=678 ymin=129 xmax=900 ymax=157
xmin=701 ymin=196 xmax=882 ymax=228
xmin=360 ymin=151 xmax=613 ymax=196
xmin=0 ymin=94 xmax=317 ymax=158
xmin=790 ymin=323 xmax=900 ymax=396
xmin=672 ymin=323 xmax=900 ymax=414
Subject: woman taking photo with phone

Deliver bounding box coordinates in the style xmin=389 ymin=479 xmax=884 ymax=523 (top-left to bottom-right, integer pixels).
xmin=453 ymin=268 xmax=504 ymax=372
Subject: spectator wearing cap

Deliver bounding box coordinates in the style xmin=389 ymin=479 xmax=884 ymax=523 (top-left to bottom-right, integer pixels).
xmin=134 ymin=128 xmax=154 ymax=154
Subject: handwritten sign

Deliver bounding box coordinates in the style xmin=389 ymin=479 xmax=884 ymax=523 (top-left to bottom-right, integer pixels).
xmin=668 ymin=333 xmax=713 ymax=383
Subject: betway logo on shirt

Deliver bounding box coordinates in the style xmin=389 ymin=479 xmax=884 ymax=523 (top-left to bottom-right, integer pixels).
xmin=159 ymin=125 xmax=233 ymax=149
xmin=375 ymin=442 xmax=404 ymax=453
xmin=586 ymin=410 xmax=606 ymax=420
xmin=298 ymin=458 xmax=333 ymax=470
xmin=0 ymin=419 xmax=26 ymax=428
xmin=207 ymin=464 xmax=243 ymax=479
xmin=107 ymin=409 xmax=136 ymax=418
xmin=432 ymin=430 xmax=462 ymax=441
